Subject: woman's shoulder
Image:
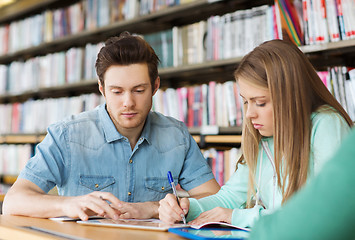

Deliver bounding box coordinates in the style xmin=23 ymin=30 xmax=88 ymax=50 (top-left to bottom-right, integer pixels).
xmin=311 ymin=105 xmax=346 ymax=124
xmin=311 ymin=105 xmax=350 ymax=134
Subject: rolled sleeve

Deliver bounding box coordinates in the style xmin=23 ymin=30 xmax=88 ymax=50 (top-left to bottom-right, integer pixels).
xmin=18 ymin=123 xmax=69 ymax=193
xmin=178 ymin=134 xmax=215 ymax=191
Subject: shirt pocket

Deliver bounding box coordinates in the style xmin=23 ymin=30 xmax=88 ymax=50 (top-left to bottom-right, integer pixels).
xmin=79 ymin=175 xmax=116 ymax=191
xmin=144 ymin=177 xmax=173 ymax=194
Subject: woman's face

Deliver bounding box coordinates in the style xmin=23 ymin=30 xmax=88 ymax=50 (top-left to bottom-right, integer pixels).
xmin=238 ymin=79 xmax=274 ymax=137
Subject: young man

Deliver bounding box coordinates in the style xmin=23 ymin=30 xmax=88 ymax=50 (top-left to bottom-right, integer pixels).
xmin=2 ymin=32 xmax=220 ymax=221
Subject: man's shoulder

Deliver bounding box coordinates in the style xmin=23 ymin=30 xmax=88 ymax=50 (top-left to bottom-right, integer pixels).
xmin=46 ymin=106 xmax=107 ymax=147
xmin=149 ymin=111 xmax=186 ymax=129
xmin=49 ymin=106 xmax=101 ymax=130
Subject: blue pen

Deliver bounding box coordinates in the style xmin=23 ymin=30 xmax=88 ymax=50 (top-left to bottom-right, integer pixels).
xmin=167 ymin=171 xmax=187 ymax=224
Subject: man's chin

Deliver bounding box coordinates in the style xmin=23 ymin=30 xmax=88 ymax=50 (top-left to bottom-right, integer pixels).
xmin=118 ymin=120 xmax=142 ymax=129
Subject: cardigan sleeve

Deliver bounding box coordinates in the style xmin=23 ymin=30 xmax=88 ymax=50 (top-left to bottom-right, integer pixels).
xmin=186 ymin=162 xmax=249 ymax=221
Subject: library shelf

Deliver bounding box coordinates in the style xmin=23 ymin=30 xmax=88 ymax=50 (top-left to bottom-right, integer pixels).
xmin=0 ymin=0 xmax=60 ymax=23
xmin=0 ymin=175 xmax=17 ymax=185
xmin=300 ymin=39 xmax=355 ymax=54
xmin=0 ymin=134 xmax=45 ymax=144
xmin=0 ymin=57 xmax=243 ymax=103
xmin=0 ymin=132 xmax=242 ymax=145
xmin=0 ymin=0 xmax=271 ymax=65
xmin=2 ymin=39 xmax=355 ymax=104
xmin=193 ymin=135 xmax=242 ymax=144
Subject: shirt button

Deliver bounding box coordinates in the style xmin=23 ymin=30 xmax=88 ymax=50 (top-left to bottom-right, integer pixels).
xmin=128 ymin=192 xmax=131 ymax=196
xmin=95 ymin=184 xmax=99 ymax=188
xmin=129 ymin=159 xmax=133 ymax=163
xmin=161 ymin=186 xmax=165 ymax=190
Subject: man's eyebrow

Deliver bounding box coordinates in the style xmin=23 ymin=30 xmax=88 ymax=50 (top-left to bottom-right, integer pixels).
xmin=107 ymin=83 xmax=150 ymax=88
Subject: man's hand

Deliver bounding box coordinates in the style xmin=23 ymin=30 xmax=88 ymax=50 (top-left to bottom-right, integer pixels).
xmin=111 ymin=201 xmax=159 ymax=219
xmin=158 ymin=193 xmax=189 ymax=224
xmin=61 ymin=191 xmax=122 ymax=221
xmin=188 ymin=207 xmax=233 ymax=226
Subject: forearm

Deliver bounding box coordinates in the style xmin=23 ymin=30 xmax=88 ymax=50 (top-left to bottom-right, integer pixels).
xmin=3 ymin=188 xmax=67 ymax=218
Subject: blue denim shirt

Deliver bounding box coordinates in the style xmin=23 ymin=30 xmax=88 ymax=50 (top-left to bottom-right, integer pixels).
xmin=19 ymin=104 xmax=214 ymax=202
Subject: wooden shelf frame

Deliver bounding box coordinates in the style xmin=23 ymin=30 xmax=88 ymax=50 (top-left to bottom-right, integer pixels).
xmin=193 ymin=135 xmax=242 ymax=144
xmin=0 ymin=175 xmax=17 ymax=185
xmin=0 ymin=0 xmax=61 ymax=24
xmin=0 ymin=134 xmax=45 ymax=144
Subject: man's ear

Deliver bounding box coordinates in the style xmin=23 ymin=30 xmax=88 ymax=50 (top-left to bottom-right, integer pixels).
xmin=98 ymin=80 xmax=105 ymax=96
xmin=152 ymin=77 xmax=160 ymax=96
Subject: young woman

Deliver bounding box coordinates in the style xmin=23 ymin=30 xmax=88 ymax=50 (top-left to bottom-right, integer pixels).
xmin=158 ymin=39 xmax=353 ymax=228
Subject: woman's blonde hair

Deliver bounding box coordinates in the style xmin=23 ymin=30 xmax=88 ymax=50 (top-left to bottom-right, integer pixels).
xmin=234 ymin=39 xmax=353 ymax=207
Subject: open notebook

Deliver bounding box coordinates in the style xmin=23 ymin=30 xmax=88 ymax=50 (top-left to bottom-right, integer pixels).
xmin=76 ymin=218 xmax=250 ymax=232
xmin=77 ymin=218 xmax=188 ymax=231
xmin=190 ymin=221 xmax=250 ymax=232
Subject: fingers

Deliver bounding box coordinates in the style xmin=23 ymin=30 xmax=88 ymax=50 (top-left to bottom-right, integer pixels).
xmin=80 ymin=192 xmax=121 ymax=220
xmin=158 ymin=194 xmax=188 ymax=224
xmin=179 ymin=198 xmax=190 ymax=215
xmin=94 ymin=193 xmax=121 ymax=220
xmin=77 ymin=210 xmax=89 ymax=221
xmin=113 ymin=203 xmax=135 ymax=219
xmin=189 ymin=207 xmax=233 ymax=225
xmin=98 ymin=192 xmax=123 ymax=209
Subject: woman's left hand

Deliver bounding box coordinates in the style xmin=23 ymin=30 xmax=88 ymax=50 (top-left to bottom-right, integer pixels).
xmin=189 ymin=207 xmax=233 ymax=226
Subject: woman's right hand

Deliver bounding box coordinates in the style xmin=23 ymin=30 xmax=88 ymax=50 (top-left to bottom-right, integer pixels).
xmin=158 ymin=193 xmax=189 ymax=224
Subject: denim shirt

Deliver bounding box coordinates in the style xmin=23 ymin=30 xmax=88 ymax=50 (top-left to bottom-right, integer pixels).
xmin=19 ymin=104 xmax=214 ymax=202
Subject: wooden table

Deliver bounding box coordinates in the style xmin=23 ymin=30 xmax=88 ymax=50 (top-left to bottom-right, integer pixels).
xmin=0 ymin=215 xmax=187 ymax=240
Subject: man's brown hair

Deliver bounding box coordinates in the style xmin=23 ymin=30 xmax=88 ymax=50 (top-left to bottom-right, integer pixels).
xmin=95 ymin=31 xmax=160 ymax=91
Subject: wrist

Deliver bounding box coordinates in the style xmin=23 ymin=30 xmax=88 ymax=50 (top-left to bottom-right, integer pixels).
xmin=148 ymin=201 xmax=159 ymax=218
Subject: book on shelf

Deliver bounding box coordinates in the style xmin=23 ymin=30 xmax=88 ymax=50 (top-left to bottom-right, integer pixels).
xmin=203 ymin=148 xmax=241 ymax=186
xmin=302 ymin=0 xmax=355 ymax=44
xmin=153 ymin=81 xmax=243 ymax=128
xmin=275 ymin=0 xmax=303 ymax=46
xmin=0 ymin=144 xmax=33 ymax=176
xmin=317 ymin=67 xmax=355 ymax=120
xmin=0 ymin=94 xmax=104 ymax=135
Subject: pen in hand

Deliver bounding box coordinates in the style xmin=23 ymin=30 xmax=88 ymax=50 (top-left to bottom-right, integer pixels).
xmin=167 ymin=171 xmax=187 ymax=224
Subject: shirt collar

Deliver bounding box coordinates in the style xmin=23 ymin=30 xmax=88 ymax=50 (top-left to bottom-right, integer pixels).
xmin=139 ymin=111 xmax=152 ymax=145
xmin=99 ymin=104 xmax=125 ymax=143
xmin=99 ymin=104 xmax=152 ymax=144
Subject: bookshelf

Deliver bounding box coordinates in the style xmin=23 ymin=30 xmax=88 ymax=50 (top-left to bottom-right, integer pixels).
xmin=0 ymin=0 xmax=355 ymax=201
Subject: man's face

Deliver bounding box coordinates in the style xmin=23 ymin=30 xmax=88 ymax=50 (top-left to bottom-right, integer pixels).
xmin=99 ymin=63 xmax=159 ymax=135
